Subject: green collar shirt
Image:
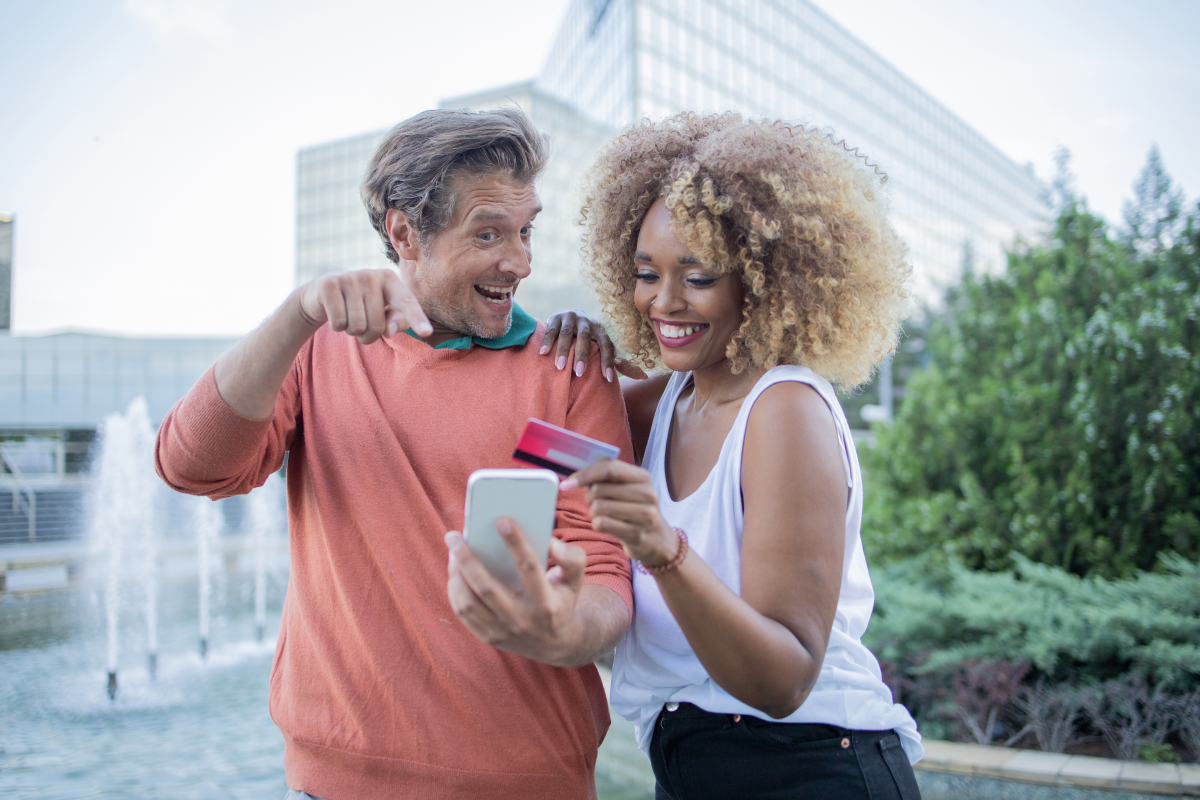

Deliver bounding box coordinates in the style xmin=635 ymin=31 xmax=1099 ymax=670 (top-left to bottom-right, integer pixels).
xmin=403 ymin=304 xmax=537 ymax=350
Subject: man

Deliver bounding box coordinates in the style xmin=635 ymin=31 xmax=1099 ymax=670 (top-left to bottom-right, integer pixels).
xmin=155 ymin=107 xmax=633 ymax=799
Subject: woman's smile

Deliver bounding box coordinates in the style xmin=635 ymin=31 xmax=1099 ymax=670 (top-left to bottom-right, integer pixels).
xmin=652 ymin=318 xmax=710 ymax=347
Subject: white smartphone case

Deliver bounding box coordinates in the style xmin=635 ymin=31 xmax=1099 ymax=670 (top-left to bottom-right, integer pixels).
xmin=463 ymin=468 xmax=559 ymax=592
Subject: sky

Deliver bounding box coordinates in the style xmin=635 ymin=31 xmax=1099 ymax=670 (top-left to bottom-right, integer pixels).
xmin=1 ymin=0 xmax=1196 ymax=338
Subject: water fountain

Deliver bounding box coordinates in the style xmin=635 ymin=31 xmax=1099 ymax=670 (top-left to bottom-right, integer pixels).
xmin=248 ymin=473 xmax=285 ymax=642
xmin=0 ymin=399 xmax=299 ymax=797
xmin=192 ymin=496 xmax=223 ymax=660
xmin=87 ymin=397 xmax=159 ymax=701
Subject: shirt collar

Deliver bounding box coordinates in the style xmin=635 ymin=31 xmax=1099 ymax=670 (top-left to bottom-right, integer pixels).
xmin=403 ymin=303 xmax=537 ymax=351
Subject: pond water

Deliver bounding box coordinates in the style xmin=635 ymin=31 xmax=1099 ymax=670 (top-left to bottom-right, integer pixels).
xmin=0 ymin=579 xmax=654 ymax=800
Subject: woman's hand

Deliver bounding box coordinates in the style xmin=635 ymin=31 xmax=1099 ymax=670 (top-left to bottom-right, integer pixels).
xmin=539 ymin=309 xmax=647 ymax=382
xmin=561 ymin=460 xmax=679 ymax=568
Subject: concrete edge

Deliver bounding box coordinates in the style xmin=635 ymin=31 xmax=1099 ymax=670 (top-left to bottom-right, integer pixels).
xmin=916 ymin=740 xmax=1198 ymax=796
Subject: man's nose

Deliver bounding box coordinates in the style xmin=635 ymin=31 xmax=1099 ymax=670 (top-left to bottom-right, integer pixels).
xmin=498 ymin=237 xmax=532 ymax=279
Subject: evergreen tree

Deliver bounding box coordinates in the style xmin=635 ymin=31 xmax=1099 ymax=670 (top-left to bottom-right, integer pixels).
xmin=1123 ymin=145 xmax=1186 ymax=256
xmin=861 ymin=154 xmax=1200 ymax=577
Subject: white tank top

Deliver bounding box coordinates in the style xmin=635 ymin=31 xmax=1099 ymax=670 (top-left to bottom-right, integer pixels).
xmin=608 ymin=366 xmax=923 ymax=764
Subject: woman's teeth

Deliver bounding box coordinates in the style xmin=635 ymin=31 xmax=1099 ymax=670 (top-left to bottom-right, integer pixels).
xmin=658 ymin=322 xmax=705 ymax=339
xmin=476 ymin=285 xmax=513 ymax=305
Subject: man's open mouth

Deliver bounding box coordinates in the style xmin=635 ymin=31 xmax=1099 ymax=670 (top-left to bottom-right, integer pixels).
xmin=474 ymin=284 xmax=515 ymax=305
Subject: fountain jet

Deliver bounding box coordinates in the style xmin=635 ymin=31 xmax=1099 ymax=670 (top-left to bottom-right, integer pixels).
xmin=248 ymin=473 xmax=285 ymax=644
xmin=89 ymin=397 xmax=158 ymax=700
xmin=192 ymin=497 xmax=223 ymax=661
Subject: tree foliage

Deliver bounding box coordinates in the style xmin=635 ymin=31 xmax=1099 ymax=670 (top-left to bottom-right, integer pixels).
xmin=862 ymin=151 xmax=1200 ymax=576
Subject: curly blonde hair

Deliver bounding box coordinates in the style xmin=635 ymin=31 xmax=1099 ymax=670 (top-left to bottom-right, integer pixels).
xmin=580 ymin=112 xmax=910 ymax=389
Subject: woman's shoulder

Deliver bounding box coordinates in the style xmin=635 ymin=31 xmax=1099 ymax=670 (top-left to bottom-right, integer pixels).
xmin=742 ymin=368 xmax=845 ymax=474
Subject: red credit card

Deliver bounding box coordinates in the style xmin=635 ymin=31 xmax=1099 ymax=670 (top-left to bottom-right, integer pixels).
xmin=513 ymin=418 xmax=621 ymax=477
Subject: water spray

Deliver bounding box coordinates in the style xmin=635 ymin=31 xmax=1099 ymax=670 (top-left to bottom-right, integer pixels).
xmin=249 ymin=473 xmax=284 ymax=643
xmin=193 ymin=497 xmax=222 ymax=661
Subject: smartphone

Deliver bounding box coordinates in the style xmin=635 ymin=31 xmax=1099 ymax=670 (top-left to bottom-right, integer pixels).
xmin=512 ymin=418 xmax=621 ymax=477
xmin=463 ymin=468 xmax=560 ymax=592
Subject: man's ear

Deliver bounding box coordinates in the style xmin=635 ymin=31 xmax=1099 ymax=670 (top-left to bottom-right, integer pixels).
xmin=385 ymin=209 xmax=423 ymax=262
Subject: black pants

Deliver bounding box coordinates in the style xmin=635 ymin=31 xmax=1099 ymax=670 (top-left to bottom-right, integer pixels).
xmin=648 ymin=703 xmax=922 ymax=800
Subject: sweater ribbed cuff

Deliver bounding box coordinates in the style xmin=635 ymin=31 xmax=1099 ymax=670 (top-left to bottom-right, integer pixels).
xmin=583 ymin=572 xmax=634 ymax=621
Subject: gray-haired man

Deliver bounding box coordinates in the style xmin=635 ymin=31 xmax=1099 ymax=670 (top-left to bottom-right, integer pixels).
xmin=156 ymin=108 xmax=633 ymax=799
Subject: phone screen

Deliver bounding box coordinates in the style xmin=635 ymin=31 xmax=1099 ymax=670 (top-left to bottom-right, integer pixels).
xmin=463 ymin=468 xmax=559 ymax=592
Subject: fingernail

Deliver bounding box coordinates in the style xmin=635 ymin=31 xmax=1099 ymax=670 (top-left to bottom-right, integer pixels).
xmin=556 ymin=356 xmax=566 ymax=371
xmin=575 ymin=362 xmax=585 ymax=377
xmin=606 ymin=368 xmax=614 ymax=383
xmin=495 ymin=518 xmax=513 ymax=536
xmin=444 ymin=531 xmax=463 ymax=549
xmin=550 ymin=540 xmax=566 ymax=557
xmin=559 ymin=477 xmax=578 ymax=491
xmin=539 ymin=345 xmax=549 ymax=355
xmin=388 ymin=321 xmax=398 ymax=336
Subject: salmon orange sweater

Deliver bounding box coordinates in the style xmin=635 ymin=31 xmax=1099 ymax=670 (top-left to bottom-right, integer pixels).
xmin=155 ymin=321 xmax=634 ymax=800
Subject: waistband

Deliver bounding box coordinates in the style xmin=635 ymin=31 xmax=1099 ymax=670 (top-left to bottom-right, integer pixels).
xmin=657 ymin=702 xmax=897 ymax=742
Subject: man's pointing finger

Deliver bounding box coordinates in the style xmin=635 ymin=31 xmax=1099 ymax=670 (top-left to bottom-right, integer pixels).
xmin=384 ymin=274 xmax=432 ymax=337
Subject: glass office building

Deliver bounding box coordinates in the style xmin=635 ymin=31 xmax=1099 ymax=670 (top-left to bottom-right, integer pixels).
xmin=0 ymin=330 xmax=238 ymax=544
xmin=1 ymin=213 xmax=12 ymax=332
xmin=294 ymin=132 xmax=392 ymax=287
xmin=296 ymin=0 xmax=1044 ymax=317
xmin=536 ymin=0 xmax=1046 ymax=299
xmin=0 ymin=332 xmax=236 ymax=429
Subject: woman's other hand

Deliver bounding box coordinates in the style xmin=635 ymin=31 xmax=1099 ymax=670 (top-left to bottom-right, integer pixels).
xmin=539 ymin=309 xmax=647 ymax=383
xmin=561 ymin=460 xmax=678 ymax=568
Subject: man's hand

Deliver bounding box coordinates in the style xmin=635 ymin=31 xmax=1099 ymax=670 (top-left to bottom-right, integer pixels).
xmin=298 ymin=269 xmax=432 ymax=344
xmin=445 ymin=517 xmax=601 ymax=666
xmin=213 ymin=268 xmax=433 ymax=420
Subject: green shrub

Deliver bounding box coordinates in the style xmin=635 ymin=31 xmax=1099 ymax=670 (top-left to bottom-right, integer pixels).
xmin=861 ymin=154 xmax=1199 ymax=577
xmin=865 ymin=554 xmax=1200 ymax=753
xmin=865 ymin=553 xmax=1200 ymax=691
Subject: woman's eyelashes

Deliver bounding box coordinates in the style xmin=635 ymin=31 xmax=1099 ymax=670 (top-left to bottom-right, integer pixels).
xmin=633 ymin=271 xmax=718 ymax=288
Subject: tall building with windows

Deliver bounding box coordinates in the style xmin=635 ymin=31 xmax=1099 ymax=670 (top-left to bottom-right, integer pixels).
xmin=534 ymin=0 xmax=1045 ymax=301
xmin=0 ymin=213 xmax=13 ymax=331
xmin=296 ymin=0 xmax=1043 ymax=321
xmin=294 ymin=132 xmax=392 ymax=287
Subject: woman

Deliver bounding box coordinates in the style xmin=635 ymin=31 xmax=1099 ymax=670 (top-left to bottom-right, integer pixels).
xmin=546 ymin=113 xmax=922 ymax=799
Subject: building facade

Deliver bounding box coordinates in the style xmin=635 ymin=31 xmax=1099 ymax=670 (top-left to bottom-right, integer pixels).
xmin=536 ymin=0 xmax=1045 ymax=299
xmin=0 ymin=330 xmax=238 ymax=544
xmin=294 ymin=132 xmax=392 ymax=288
xmin=1 ymin=213 xmax=12 ymax=332
xmin=294 ymin=0 xmax=1044 ymax=319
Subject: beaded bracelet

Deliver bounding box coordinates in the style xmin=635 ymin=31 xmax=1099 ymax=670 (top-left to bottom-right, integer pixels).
xmin=635 ymin=528 xmax=689 ymax=576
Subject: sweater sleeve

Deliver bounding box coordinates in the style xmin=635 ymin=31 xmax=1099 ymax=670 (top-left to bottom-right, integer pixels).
xmin=155 ymin=353 xmax=304 ymax=500
xmin=554 ymin=342 xmax=636 ymax=619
